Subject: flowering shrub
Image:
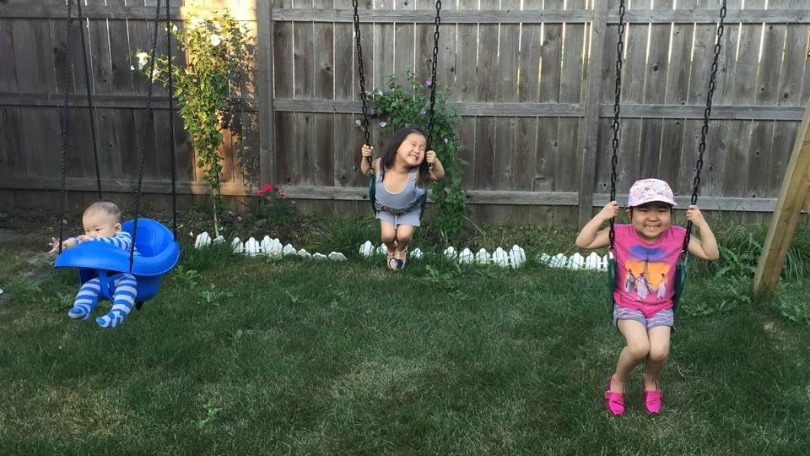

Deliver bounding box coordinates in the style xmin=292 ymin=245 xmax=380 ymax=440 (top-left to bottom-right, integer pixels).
xmin=359 ymin=69 xmax=467 ymax=243
xmin=248 ymin=183 xmax=296 ymax=227
xmin=133 ymin=12 xmax=252 ymax=237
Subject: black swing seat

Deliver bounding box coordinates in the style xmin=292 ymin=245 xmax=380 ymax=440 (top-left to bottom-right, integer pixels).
xmin=54 ymin=219 xmax=180 ymax=308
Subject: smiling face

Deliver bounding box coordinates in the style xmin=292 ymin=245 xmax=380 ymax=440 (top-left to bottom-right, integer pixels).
xmin=626 ymin=201 xmax=672 ymax=243
xmin=395 ymin=132 xmax=427 ymax=167
xmin=82 ymin=208 xmax=121 ymax=239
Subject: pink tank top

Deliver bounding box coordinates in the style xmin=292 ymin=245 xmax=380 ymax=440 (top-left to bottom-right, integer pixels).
xmin=612 ymin=224 xmax=686 ymax=317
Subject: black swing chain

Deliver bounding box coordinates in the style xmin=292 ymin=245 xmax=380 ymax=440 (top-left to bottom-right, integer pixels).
xmin=608 ymin=0 xmax=626 ymax=251
xmin=130 ymin=0 xmax=162 ymax=269
xmin=58 ymin=0 xmax=76 ymax=255
xmin=683 ymin=0 xmax=726 ymax=252
xmin=352 ymin=0 xmax=372 ymax=172
xmin=165 ymin=0 xmax=178 ymax=240
xmin=75 ymin=0 xmax=103 ymax=200
xmin=425 ymin=0 xmax=442 ymax=151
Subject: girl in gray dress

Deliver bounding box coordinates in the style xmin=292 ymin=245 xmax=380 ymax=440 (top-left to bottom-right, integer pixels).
xmin=360 ymin=126 xmax=445 ymax=269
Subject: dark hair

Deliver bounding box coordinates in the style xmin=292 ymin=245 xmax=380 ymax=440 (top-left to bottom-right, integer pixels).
xmin=85 ymin=201 xmax=122 ymax=222
xmin=379 ymin=126 xmax=431 ymax=184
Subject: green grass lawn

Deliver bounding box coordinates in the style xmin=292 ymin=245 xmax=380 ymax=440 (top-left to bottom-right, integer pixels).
xmin=1 ymin=224 xmax=809 ymax=455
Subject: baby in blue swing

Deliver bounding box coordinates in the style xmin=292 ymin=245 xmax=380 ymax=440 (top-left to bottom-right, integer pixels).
xmin=49 ymin=201 xmax=139 ymax=328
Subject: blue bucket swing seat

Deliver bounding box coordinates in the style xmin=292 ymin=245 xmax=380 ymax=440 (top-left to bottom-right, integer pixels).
xmin=54 ymin=0 xmax=181 ymax=313
xmin=54 ymin=219 xmax=180 ymax=309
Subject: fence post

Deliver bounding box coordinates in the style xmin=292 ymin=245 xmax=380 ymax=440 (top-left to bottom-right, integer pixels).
xmin=578 ymin=0 xmax=609 ymax=227
xmin=753 ymin=101 xmax=810 ymax=295
xmin=257 ymin=2 xmax=276 ymax=185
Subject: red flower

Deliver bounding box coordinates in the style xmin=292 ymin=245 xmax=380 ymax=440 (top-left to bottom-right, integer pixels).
xmin=262 ymin=183 xmax=273 ymax=192
xmin=256 ymin=190 xmax=264 ymax=196
xmin=278 ymin=189 xmax=286 ymax=197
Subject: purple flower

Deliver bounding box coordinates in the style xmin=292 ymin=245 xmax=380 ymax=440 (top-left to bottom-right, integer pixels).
xmin=379 ymin=121 xmax=388 ymax=128
xmin=424 ymin=78 xmax=433 ymax=87
xmin=369 ymin=107 xmax=377 ymax=115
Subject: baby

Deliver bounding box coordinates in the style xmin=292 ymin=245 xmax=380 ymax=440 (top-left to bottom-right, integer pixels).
xmin=50 ymin=201 xmax=139 ymax=328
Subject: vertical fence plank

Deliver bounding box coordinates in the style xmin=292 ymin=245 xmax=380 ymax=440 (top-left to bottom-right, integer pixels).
xmin=332 ymin=0 xmax=361 ymax=188
xmin=455 ymin=0 xmax=478 ymax=189
xmin=273 ymin=0 xmax=294 ymax=185
xmin=556 ymin=0 xmax=586 ymax=195
xmin=258 ymin=0 xmax=275 ymax=185
xmin=771 ymin=1 xmax=808 ymax=194
xmin=658 ymin=0 xmax=695 ymax=188
xmin=579 ymin=0 xmax=609 ymax=225
xmin=616 ymin=0 xmax=651 ymax=190
xmin=0 ymin=19 xmax=18 ymax=93
xmin=638 ymin=0 xmax=671 ymax=179
xmin=747 ymin=0 xmax=783 ymax=200
xmin=518 ymin=0 xmax=542 ymax=193
xmin=0 ymin=107 xmax=23 ymax=179
xmin=724 ymin=0 xmax=761 ymax=199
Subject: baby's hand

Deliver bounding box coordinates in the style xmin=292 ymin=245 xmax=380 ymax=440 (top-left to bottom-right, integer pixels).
xmin=599 ymin=201 xmax=620 ymax=222
xmin=361 ymin=144 xmax=373 ymax=158
xmin=426 ymin=150 xmax=437 ymax=164
xmin=49 ymin=237 xmax=77 ymax=253
xmin=686 ymin=205 xmax=708 ymax=227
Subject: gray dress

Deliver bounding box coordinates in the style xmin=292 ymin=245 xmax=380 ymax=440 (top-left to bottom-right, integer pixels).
xmin=374 ymin=167 xmax=425 ymax=227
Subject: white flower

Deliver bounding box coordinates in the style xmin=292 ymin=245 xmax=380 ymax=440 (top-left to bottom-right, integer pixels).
xmin=172 ymin=24 xmax=178 ymax=33
xmin=210 ymin=34 xmax=222 ymax=47
xmin=189 ymin=17 xmax=204 ymax=30
xmin=135 ymin=52 xmax=149 ymax=70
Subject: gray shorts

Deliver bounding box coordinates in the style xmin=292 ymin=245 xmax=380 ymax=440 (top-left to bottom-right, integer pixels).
xmin=376 ymin=207 xmax=421 ymax=228
xmin=613 ymin=305 xmax=675 ymax=330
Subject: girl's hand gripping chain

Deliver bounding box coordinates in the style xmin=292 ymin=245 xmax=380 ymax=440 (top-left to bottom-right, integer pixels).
xmin=575 ymin=201 xmax=619 ymax=250
xmin=684 ymin=204 xmax=720 ymax=260
xmin=425 ymin=150 xmax=437 ymax=164
xmin=360 ymin=144 xmax=374 ymax=175
xmin=598 ymin=201 xmax=620 ymax=223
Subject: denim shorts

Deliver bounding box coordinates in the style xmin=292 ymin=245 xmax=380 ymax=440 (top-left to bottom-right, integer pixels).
xmin=613 ymin=305 xmax=675 ymax=330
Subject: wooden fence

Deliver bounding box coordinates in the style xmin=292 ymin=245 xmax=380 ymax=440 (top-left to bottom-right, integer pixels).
xmin=2 ymin=0 xmax=810 ymax=225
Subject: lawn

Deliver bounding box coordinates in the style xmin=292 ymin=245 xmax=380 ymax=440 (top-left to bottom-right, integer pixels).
xmin=1 ymin=215 xmax=809 ymax=455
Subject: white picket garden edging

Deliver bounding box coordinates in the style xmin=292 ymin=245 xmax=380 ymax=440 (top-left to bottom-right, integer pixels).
xmin=194 ymin=232 xmax=608 ymax=271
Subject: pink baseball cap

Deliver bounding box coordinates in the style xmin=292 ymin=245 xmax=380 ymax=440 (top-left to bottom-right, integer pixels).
xmin=627 ymin=178 xmax=677 ymax=207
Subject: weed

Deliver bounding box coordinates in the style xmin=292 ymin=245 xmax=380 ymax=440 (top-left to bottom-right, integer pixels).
xmin=195 ymin=401 xmax=223 ymax=430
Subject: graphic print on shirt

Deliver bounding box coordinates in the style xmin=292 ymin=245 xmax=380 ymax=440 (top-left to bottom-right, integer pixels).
xmin=624 ymin=244 xmax=671 ymax=302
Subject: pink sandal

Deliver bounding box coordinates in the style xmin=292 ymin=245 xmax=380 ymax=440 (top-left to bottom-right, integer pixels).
xmin=642 ymin=377 xmax=662 ymax=415
xmin=605 ymin=377 xmax=625 ymax=416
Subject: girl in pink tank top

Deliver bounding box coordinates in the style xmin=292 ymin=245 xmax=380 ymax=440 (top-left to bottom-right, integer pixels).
xmin=576 ymin=179 xmax=719 ymax=416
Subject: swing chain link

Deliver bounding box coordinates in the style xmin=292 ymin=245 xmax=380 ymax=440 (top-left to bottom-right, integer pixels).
xmin=426 ymin=0 xmax=442 ymax=151
xmin=608 ymin=0 xmax=626 ymax=250
xmin=76 ymin=0 xmax=103 ymax=200
xmin=352 ymin=0 xmax=372 ymax=172
xmin=131 ymin=0 xmax=162 ymax=269
xmin=58 ymin=0 xmax=75 ymax=255
xmin=684 ymin=0 xmax=726 ymax=251
xmin=165 ymin=0 xmax=178 ymax=240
